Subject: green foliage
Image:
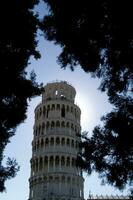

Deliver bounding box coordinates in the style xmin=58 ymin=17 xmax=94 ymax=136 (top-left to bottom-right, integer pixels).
xmin=41 ymin=0 xmax=133 ymax=193
xmin=0 ymin=0 xmax=42 ymax=191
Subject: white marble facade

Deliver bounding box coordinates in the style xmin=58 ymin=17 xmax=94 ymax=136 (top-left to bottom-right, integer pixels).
xmin=28 ymin=81 xmax=84 ymax=200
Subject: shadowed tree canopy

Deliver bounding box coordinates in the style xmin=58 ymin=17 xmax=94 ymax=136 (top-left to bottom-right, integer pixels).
xmin=0 ymin=0 xmax=42 ymax=192
xmin=40 ymin=0 xmax=133 ymax=193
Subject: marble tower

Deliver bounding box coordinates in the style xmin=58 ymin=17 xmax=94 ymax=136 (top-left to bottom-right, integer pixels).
xmin=29 ymin=81 xmax=84 ymax=200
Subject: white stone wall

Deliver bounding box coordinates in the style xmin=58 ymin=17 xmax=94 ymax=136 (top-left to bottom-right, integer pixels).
xmin=42 ymin=81 xmax=76 ymax=103
xmin=29 ymin=81 xmax=84 ymax=200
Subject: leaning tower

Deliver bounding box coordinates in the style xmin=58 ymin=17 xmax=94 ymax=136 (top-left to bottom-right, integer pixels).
xmin=29 ymin=81 xmax=84 ymax=200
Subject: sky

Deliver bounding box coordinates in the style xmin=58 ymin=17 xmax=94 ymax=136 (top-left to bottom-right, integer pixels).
xmin=0 ymin=2 xmax=129 ymax=200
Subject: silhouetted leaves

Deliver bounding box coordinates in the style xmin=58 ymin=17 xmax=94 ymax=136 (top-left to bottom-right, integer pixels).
xmin=78 ymin=96 xmax=133 ymax=192
xmin=0 ymin=0 xmax=42 ymax=191
xmin=0 ymin=158 xmax=19 ymax=192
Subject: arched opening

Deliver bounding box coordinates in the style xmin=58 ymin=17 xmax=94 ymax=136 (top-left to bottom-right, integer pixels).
xmin=37 ymin=140 xmax=39 ymax=150
xmin=67 ymin=105 xmax=69 ymax=112
xmin=66 ymin=122 xmax=70 ymax=128
xmin=36 ymin=158 xmax=39 ymax=172
xmin=50 ymin=137 xmax=54 ymax=146
xmin=55 ymin=156 xmax=59 ymax=166
xmin=56 ymin=137 xmax=60 ymax=146
xmin=51 ymin=104 xmax=55 ymax=110
xmin=39 ymin=125 xmax=41 ymax=135
xmin=49 ymin=176 xmax=53 ymax=182
xmin=51 ymin=121 xmax=55 ymax=129
xmin=61 ymin=105 xmax=65 ymax=117
xmin=71 ymin=123 xmax=74 ymax=130
xmin=33 ymin=143 xmax=36 ymax=151
xmin=47 ymin=105 xmax=50 ymax=118
xmin=72 ymin=158 xmax=75 ymax=167
xmin=61 ymin=138 xmax=65 ymax=146
xmin=45 ymin=138 xmax=49 ymax=147
xmin=67 ymin=177 xmax=71 ymax=184
xmin=56 ymin=104 xmax=60 ymax=110
xmin=66 ymin=138 xmax=70 ymax=146
xmin=71 ymin=106 xmax=73 ymax=113
xmin=61 ymin=176 xmax=65 ymax=183
xmin=71 ymin=140 xmax=74 ymax=148
xmin=56 ymin=121 xmax=60 ymax=128
xmin=66 ymin=157 xmax=70 ymax=166
xmin=61 ymin=121 xmax=65 ymax=128
xmin=50 ymin=156 xmax=54 ymax=166
xmin=39 ymin=157 xmax=43 ymax=171
xmin=41 ymin=139 xmax=44 ymax=148
xmin=43 ymin=106 xmax=46 ymax=117
xmin=42 ymin=123 xmax=45 ymax=133
xmin=75 ymin=108 xmax=77 ymax=117
xmin=44 ymin=156 xmax=48 ymax=167
xmin=46 ymin=121 xmax=50 ymax=129
xmin=61 ymin=156 xmax=65 ymax=166
xmin=35 ymin=127 xmax=37 ymax=135
xmin=76 ymin=141 xmax=79 ymax=149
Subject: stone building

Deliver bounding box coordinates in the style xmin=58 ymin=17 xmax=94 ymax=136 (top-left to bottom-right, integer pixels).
xmin=28 ymin=81 xmax=84 ymax=200
xmin=87 ymin=195 xmax=130 ymax=200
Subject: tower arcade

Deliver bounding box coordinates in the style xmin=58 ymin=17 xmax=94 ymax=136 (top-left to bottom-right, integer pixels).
xmin=28 ymin=81 xmax=84 ymax=200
